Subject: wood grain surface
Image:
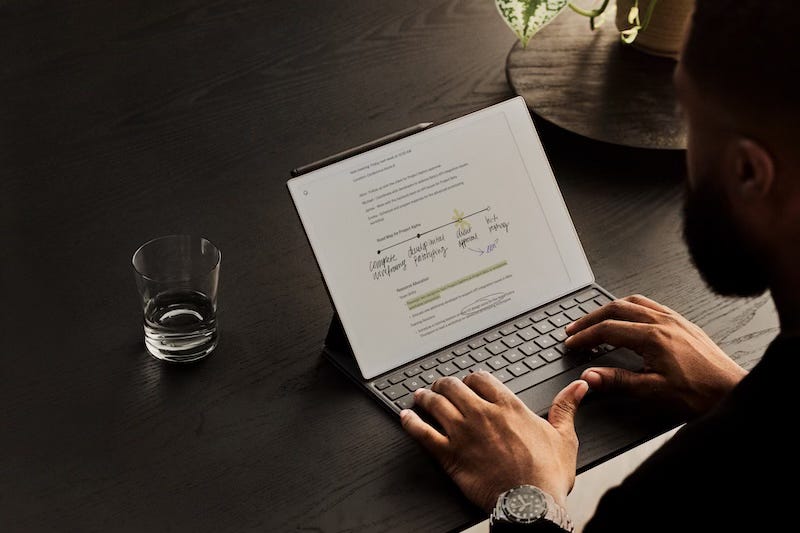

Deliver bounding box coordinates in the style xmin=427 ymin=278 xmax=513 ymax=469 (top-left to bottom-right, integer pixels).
xmin=0 ymin=1 xmax=777 ymax=532
xmin=507 ymin=10 xmax=687 ymax=149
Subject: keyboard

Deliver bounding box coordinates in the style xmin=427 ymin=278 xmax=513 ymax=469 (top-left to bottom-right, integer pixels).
xmin=370 ymin=287 xmax=614 ymax=411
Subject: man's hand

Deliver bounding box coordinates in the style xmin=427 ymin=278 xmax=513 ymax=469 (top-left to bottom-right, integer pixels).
xmin=400 ymin=371 xmax=588 ymax=512
xmin=566 ymin=294 xmax=747 ymax=417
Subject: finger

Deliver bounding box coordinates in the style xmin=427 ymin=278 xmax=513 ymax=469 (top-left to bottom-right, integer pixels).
xmin=623 ymin=294 xmax=672 ymax=314
xmin=430 ymin=376 xmax=488 ymax=416
xmin=462 ymin=370 xmax=517 ymax=405
xmin=581 ymin=367 xmax=665 ymax=396
xmin=400 ymin=408 xmax=449 ymax=459
xmin=547 ymin=380 xmax=589 ymax=434
xmin=565 ymin=319 xmax=657 ymax=354
xmin=412 ymin=387 xmax=463 ymax=432
xmin=566 ymin=298 xmax=658 ymax=336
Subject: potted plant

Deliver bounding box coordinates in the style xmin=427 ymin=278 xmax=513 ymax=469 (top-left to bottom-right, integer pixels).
xmin=495 ymin=0 xmax=694 ymax=58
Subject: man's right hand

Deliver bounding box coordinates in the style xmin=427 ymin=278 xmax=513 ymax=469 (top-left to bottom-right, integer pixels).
xmin=565 ymin=294 xmax=747 ymax=417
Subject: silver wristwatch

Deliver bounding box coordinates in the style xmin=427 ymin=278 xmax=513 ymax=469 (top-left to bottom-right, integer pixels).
xmin=491 ymin=485 xmax=574 ymax=532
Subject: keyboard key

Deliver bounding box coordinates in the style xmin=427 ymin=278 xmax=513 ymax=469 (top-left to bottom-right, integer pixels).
xmin=506 ymin=357 xmax=584 ymax=395
xmin=518 ymin=327 xmax=538 ymax=341
xmin=503 ymin=349 xmax=524 ymax=363
xmin=514 ymin=320 xmax=530 ymax=329
xmin=534 ymin=321 xmax=554 ymax=334
xmin=524 ymin=356 xmax=546 ymax=370
xmin=560 ymin=299 xmax=578 ymax=309
xmin=454 ymin=370 xmax=470 ymax=381
xmin=421 ymin=359 xmax=438 ymax=370
xmin=508 ymin=363 xmax=530 ymax=377
xmin=493 ymin=369 xmax=513 ymax=383
xmin=580 ymin=301 xmax=601 ymax=314
xmin=531 ymin=312 xmax=548 ymax=322
xmin=555 ymin=343 xmax=568 ymax=354
xmin=468 ymin=340 xmax=486 ymax=350
xmin=453 ymin=346 xmax=470 ymax=356
xmin=439 ymin=363 xmax=458 ymax=376
xmin=540 ymin=349 xmax=561 ymax=362
xmin=549 ymin=314 xmax=569 ymax=328
xmin=576 ymin=289 xmax=600 ymax=302
xmin=595 ymin=295 xmax=612 ymax=306
xmin=535 ymin=336 xmax=557 ymax=350
xmin=565 ymin=307 xmax=586 ymax=321
xmin=403 ymin=378 xmax=425 ymax=392
xmin=470 ymin=349 xmax=492 ymax=362
xmin=405 ymin=366 xmax=423 ymax=377
xmin=502 ymin=336 xmax=523 ymax=348
xmin=487 ymin=357 xmax=509 ymax=370
xmin=374 ymin=379 xmax=390 ymax=390
xmin=471 ymin=364 xmax=491 ymax=373
xmin=519 ymin=342 xmax=539 ymax=356
xmin=384 ymin=384 xmax=409 ymax=400
xmin=454 ymin=356 xmax=474 ymax=370
xmin=437 ymin=353 xmax=454 ymax=363
xmin=389 ymin=373 xmax=406 ymax=384
xmin=500 ymin=326 xmax=517 ymax=336
xmin=545 ymin=305 xmax=562 ymax=316
xmin=484 ymin=332 xmax=502 ymax=343
xmin=590 ymin=344 xmax=615 ymax=358
xmin=551 ymin=328 xmax=568 ymax=342
xmin=421 ymin=371 xmax=439 ymax=384
xmin=395 ymin=396 xmax=415 ymax=410
xmin=487 ymin=342 xmax=507 ymax=355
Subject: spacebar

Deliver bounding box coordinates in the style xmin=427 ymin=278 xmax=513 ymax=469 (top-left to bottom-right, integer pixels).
xmin=507 ymin=356 xmax=588 ymax=395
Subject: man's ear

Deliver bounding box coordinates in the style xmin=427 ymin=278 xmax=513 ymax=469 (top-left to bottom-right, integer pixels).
xmin=729 ymin=138 xmax=775 ymax=201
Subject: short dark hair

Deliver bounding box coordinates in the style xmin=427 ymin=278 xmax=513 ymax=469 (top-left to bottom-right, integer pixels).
xmin=683 ymin=0 xmax=799 ymax=127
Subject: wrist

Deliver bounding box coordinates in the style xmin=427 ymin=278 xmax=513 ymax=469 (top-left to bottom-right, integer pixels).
xmin=710 ymin=366 xmax=748 ymax=404
xmin=536 ymin=484 xmax=568 ymax=509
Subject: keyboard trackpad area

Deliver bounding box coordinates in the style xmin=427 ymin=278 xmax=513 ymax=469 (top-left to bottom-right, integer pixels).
xmin=517 ymin=348 xmax=643 ymax=417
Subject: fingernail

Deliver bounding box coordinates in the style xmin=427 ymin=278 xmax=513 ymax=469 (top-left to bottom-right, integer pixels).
xmin=414 ymin=388 xmax=425 ymax=397
xmin=565 ymin=322 xmax=575 ymax=334
xmin=564 ymin=336 xmax=574 ymax=346
xmin=583 ymin=370 xmax=601 ymax=388
xmin=400 ymin=409 xmax=410 ymax=419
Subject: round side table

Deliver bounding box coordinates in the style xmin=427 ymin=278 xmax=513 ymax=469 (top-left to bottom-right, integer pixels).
xmin=506 ymin=11 xmax=686 ymax=150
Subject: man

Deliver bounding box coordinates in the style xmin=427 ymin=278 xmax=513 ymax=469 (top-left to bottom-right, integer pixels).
xmin=401 ymin=0 xmax=799 ymax=530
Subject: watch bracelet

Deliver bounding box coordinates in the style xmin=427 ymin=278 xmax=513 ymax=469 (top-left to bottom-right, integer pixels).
xmin=542 ymin=490 xmax=573 ymax=532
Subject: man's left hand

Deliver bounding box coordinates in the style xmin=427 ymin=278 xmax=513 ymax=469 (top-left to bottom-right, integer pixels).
xmin=400 ymin=371 xmax=588 ymax=512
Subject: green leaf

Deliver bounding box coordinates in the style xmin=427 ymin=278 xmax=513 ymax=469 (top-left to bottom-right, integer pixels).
xmin=620 ymin=27 xmax=639 ymax=43
xmin=590 ymin=12 xmax=606 ymax=30
xmin=495 ymin=0 xmax=570 ymax=47
xmin=627 ymin=5 xmax=640 ymax=25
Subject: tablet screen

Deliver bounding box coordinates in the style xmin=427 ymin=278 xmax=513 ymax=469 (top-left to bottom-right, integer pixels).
xmin=288 ymin=97 xmax=593 ymax=379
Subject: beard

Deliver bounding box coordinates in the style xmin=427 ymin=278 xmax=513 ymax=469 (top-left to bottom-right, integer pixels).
xmin=682 ymin=177 xmax=769 ymax=297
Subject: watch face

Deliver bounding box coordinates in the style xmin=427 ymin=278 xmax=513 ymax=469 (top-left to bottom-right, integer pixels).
xmin=502 ymin=485 xmax=547 ymax=524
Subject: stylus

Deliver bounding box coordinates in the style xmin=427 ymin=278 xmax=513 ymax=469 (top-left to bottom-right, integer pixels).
xmin=290 ymin=122 xmax=434 ymax=177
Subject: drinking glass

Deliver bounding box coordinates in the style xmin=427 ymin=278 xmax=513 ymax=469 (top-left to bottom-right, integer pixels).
xmin=132 ymin=235 xmax=220 ymax=362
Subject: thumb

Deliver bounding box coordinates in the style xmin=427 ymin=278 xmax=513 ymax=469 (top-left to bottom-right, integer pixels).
xmin=548 ymin=380 xmax=589 ymax=433
xmin=581 ymin=367 xmax=661 ymax=395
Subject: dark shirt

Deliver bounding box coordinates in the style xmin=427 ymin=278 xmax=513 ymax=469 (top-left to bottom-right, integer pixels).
xmin=583 ymin=335 xmax=795 ymax=531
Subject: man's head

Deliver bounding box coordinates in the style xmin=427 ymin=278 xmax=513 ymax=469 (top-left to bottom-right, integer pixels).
xmin=676 ymin=0 xmax=800 ymax=297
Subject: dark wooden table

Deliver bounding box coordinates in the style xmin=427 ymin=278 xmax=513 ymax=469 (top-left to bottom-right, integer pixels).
xmin=0 ymin=1 xmax=778 ymax=531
